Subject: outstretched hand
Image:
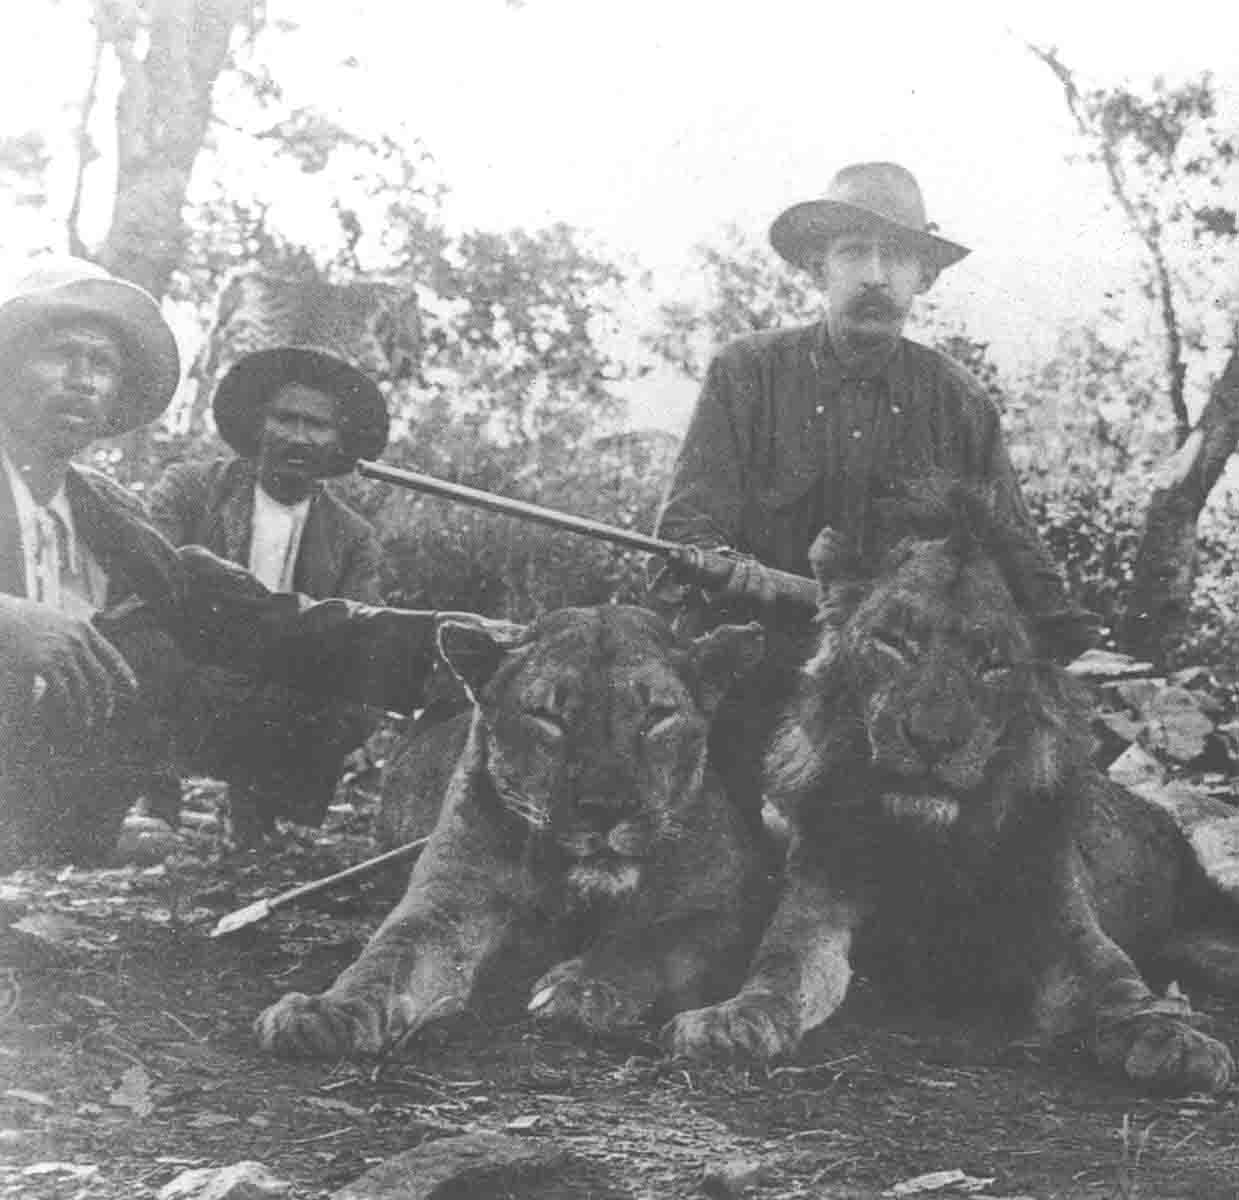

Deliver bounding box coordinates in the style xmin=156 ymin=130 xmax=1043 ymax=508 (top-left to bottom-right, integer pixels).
xmin=0 ymin=595 xmax=137 ymax=733
xmin=651 ymin=549 xmax=781 ymax=611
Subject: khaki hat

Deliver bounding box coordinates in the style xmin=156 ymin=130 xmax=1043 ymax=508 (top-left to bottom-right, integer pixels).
xmin=0 ymin=256 xmax=181 ymax=433
xmin=770 ymin=162 xmax=970 ymax=276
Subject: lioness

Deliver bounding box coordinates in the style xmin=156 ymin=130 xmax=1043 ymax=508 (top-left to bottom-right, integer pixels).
xmin=665 ymin=480 xmax=1235 ymax=1094
xmin=256 ymin=605 xmax=767 ymax=1057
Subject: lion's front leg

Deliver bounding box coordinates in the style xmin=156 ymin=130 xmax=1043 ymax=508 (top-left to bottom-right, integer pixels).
xmin=1031 ymin=850 xmax=1233 ymax=1095
xmin=256 ymin=831 xmax=519 ymax=1059
xmin=663 ymin=860 xmax=864 ymax=1062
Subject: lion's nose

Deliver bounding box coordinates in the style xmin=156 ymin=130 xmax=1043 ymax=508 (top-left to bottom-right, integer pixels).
xmin=901 ymin=719 xmax=966 ymax=766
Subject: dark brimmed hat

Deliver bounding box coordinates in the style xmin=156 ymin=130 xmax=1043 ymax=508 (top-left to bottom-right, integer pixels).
xmin=0 ymin=256 xmax=181 ymax=433
xmin=212 ymin=345 xmax=389 ymax=471
xmin=770 ymin=162 xmax=970 ymax=277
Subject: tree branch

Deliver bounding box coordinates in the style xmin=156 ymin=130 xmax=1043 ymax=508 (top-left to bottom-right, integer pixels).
xmin=67 ymin=14 xmax=107 ymax=258
xmin=1027 ymin=42 xmax=1190 ymax=443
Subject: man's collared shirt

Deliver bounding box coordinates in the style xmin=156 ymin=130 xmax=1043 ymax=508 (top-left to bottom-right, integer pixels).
xmin=655 ymin=321 xmax=1014 ymax=579
xmin=248 ymin=483 xmax=310 ymax=593
xmin=0 ymin=444 xmax=107 ymax=617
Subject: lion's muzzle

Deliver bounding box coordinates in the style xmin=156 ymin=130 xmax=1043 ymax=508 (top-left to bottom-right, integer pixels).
xmin=866 ymin=685 xmax=1001 ymax=795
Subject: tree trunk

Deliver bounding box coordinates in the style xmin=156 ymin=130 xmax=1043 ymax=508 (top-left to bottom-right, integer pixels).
xmin=96 ymin=0 xmax=251 ymax=299
xmin=1121 ymin=344 xmax=1239 ymax=664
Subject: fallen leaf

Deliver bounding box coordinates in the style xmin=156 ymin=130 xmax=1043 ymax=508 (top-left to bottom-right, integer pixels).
xmin=305 ymin=1096 xmax=368 ymax=1117
xmin=185 ymin=1112 xmax=239 ymax=1129
xmin=504 ymin=1114 xmax=543 ymax=1133
xmin=885 ymin=1169 xmax=996 ymax=1196
xmin=4 ymin=1089 xmax=54 ymax=1108
xmin=11 ymin=913 xmax=92 ymax=946
xmin=21 ymin=1163 xmax=99 ymax=1179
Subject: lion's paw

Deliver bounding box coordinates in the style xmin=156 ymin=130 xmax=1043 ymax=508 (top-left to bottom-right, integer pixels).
xmin=1097 ymin=1013 xmax=1234 ymax=1095
xmin=254 ymin=991 xmax=382 ymax=1059
xmin=527 ymin=959 xmax=646 ymax=1033
xmin=662 ymin=994 xmax=798 ymax=1062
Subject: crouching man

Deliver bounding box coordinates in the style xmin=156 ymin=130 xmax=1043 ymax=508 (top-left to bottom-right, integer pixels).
xmin=148 ymin=337 xmax=390 ymax=839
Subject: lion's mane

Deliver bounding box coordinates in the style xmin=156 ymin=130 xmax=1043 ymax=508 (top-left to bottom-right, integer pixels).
xmin=768 ymin=477 xmax=1096 ymax=858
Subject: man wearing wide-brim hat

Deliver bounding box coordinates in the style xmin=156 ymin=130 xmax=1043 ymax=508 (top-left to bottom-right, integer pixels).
xmin=147 ymin=341 xmax=390 ymax=840
xmin=0 ymin=256 xmax=192 ymax=864
xmin=652 ymin=161 xmax=1094 ymax=830
xmin=151 ymin=343 xmax=388 ymax=601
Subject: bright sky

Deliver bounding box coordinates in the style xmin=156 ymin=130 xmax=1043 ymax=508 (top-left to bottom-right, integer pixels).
xmin=1 ymin=0 xmax=1236 ymax=431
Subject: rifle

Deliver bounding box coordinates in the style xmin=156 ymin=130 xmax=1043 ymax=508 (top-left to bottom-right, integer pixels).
xmin=356 ymin=459 xmax=819 ymax=612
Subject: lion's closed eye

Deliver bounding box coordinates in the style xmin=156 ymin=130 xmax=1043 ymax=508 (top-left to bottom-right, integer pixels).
xmin=642 ymin=704 xmax=681 ymax=738
xmin=870 ymin=630 xmax=916 ymax=665
xmin=526 ymin=707 xmax=567 ymax=737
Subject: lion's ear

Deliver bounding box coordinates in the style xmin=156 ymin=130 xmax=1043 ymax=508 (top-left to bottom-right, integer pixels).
xmin=437 ymin=617 xmax=528 ymax=701
xmin=808 ymin=527 xmax=854 ymax=592
xmin=690 ymin=621 xmax=766 ymax=715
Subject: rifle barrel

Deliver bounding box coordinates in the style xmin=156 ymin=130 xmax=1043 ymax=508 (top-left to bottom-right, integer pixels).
xmin=357 ymin=459 xmax=674 ymax=557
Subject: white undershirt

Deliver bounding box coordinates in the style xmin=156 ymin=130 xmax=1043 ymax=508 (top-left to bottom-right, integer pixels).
xmin=1 ymin=445 xmax=107 ymax=617
xmin=248 ymin=483 xmax=310 ymax=592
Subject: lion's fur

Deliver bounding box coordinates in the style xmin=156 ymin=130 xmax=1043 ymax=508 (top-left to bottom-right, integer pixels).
xmin=256 ymin=605 xmax=769 ymax=1059
xmin=665 ymin=479 xmax=1234 ymax=1093
xmin=769 ymin=478 xmax=1097 ymax=859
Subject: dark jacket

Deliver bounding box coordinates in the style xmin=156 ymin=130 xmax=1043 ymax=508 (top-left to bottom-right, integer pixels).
xmin=0 ymin=459 xmax=436 ymax=715
xmin=1 ymin=462 xmax=157 ymax=605
xmin=654 ymin=322 xmax=1090 ymax=657
xmin=656 ymin=322 xmax=1038 ymax=574
xmin=147 ymin=456 xmax=383 ymax=603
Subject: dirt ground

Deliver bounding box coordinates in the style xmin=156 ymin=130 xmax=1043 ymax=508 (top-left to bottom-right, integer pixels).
xmin=3 ymin=787 xmax=1239 ymax=1200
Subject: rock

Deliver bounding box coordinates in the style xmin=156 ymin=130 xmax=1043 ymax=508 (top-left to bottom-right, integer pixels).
xmin=1068 ymin=648 xmax=1155 ymax=680
xmin=115 ymin=816 xmax=182 ymax=865
xmin=1108 ymin=744 xmax=1165 ymax=790
xmin=333 ymin=1131 xmax=566 ymax=1199
xmin=1130 ymin=779 xmax=1238 ymax=828
xmin=700 ymin=1156 xmax=769 ymax=1197
xmin=157 ymin=1162 xmax=290 ymax=1200
xmin=1187 ymin=816 xmax=1239 ymax=903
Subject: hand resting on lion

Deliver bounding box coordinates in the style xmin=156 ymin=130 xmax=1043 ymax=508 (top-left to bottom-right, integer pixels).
xmin=256 ymin=605 xmax=768 ymax=1058
xmin=665 ymin=477 xmax=1235 ymax=1095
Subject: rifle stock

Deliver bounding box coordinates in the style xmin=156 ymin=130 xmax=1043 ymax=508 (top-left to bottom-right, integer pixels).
xmin=356 ymin=460 xmax=819 ymax=612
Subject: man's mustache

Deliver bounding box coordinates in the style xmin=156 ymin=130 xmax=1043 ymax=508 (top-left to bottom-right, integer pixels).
xmin=847 ymin=290 xmax=900 ymax=320
xmin=47 ymin=396 xmax=100 ymax=424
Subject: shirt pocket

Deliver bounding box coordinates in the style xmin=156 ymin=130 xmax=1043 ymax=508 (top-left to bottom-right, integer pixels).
xmin=743 ymin=470 xmax=823 ymax=577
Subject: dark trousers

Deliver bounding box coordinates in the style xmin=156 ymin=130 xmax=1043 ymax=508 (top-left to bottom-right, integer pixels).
xmin=0 ymin=613 xmax=181 ymax=869
xmin=1 ymin=609 xmax=373 ymax=869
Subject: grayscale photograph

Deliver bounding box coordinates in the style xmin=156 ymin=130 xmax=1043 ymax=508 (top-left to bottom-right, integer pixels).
xmin=1 ymin=2 xmax=1237 ymax=1196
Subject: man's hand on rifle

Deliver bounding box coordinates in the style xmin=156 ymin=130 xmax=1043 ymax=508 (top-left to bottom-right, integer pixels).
xmin=714 ymin=550 xmax=779 ymax=609
xmin=648 ymin=546 xmax=781 ymax=613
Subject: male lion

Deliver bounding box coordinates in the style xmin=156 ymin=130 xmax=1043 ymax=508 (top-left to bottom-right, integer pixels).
xmin=256 ymin=605 xmax=767 ymax=1058
xmin=665 ymin=480 xmax=1235 ymax=1094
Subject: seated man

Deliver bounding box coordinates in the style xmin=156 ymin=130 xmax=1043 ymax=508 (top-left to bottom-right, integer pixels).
xmin=0 ymin=258 xmax=447 ymax=869
xmin=148 ymin=339 xmax=389 ymax=839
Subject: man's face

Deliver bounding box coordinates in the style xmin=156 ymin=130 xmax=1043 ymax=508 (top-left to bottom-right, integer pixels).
xmin=256 ymin=383 xmax=343 ymax=503
xmin=816 ymin=232 xmax=928 ymax=356
xmin=0 ymin=322 xmax=125 ymax=458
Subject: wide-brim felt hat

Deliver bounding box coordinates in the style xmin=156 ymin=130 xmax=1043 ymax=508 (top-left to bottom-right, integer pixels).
xmin=212 ymin=345 xmax=389 ymax=471
xmin=770 ymin=162 xmax=970 ymax=276
xmin=0 ymin=256 xmax=181 ymax=434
